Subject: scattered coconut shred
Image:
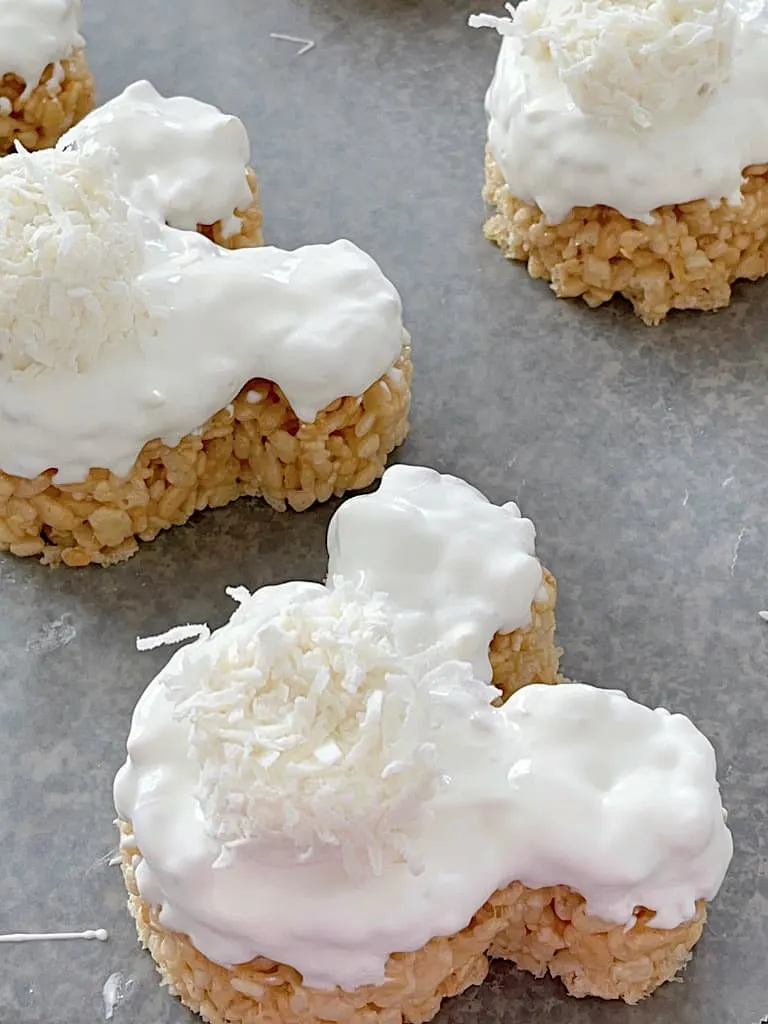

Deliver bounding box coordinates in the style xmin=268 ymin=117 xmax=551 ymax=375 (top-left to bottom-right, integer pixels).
xmin=0 ymin=143 xmax=158 ymax=381
xmin=136 ymin=581 xmax=485 ymax=877
xmin=470 ymin=0 xmax=738 ymax=128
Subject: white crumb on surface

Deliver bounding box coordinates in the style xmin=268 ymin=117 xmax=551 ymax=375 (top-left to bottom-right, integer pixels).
xmin=102 ymin=972 xmax=134 ymax=1020
xmin=269 ymin=33 xmax=316 ymax=56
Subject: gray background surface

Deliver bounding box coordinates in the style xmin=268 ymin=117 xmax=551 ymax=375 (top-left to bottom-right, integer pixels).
xmin=0 ymin=0 xmax=766 ymax=1021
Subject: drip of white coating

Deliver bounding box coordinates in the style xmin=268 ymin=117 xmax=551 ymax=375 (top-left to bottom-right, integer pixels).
xmin=0 ymin=144 xmax=157 ymax=381
xmin=60 ymin=81 xmax=253 ymax=233
xmin=0 ymin=0 xmax=83 ymax=95
xmin=474 ymin=0 xmax=768 ymax=222
xmin=139 ymin=581 xmax=474 ymax=878
xmin=102 ymin=971 xmax=133 ymax=1020
xmin=115 ymin=576 xmax=733 ymax=993
xmin=326 ymin=464 xmax=544 ymax=681
xmin=0 ymin=928 xmax=107 ymax=942
xmin=471 ymin=0 xmax=738 ymax=129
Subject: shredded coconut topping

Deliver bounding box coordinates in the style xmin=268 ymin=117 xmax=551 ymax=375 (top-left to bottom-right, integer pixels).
xmin=159 ymin=583 xmax=480 ymax=876
xmin=470 ymin=0 xmax=738 ymax=128
xmin=0 ymin=144 xmax=157 ymax=380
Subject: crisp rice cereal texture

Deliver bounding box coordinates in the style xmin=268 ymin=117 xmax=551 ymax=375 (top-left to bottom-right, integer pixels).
xmin=198 ymin=168 xmax=264 ymax=249
xmin=489 ymin=568 xmax=560 ymax=702
xmin=483 ymin=148 xmax=768 ymax=325
xmin=0 ymin=51 xmax=95 ymax=155
xmin=118 ymin=822 xmax=706 ymax=1023
xmin=0 ymin=348 xmax=412 ymax=567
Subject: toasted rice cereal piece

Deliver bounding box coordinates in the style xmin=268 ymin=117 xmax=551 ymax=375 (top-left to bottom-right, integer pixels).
xmin=489 ymin=884 xmax=706 ymax=1004
xmin=483 ymin=148 xmax=768 ymax=325
xmin=488 ymin=567 xmax=560 ymax=702
xmin=197 ymin=168 xmax=264 ymax=249
xmin=0 ymin=348 xmax=412 ymax=568
xmin=0 ymin=50 xmax=94 ymax=155
xmin=118 ymin=823 xmax=706 ymax=1023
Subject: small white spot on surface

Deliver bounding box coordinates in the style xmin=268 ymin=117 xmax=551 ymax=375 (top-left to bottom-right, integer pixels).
xmin=103 ymin=972 xmax=134 ymax=1020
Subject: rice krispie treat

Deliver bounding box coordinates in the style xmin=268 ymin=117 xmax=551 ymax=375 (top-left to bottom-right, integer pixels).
xmin=0 ymin=0 xmax=94 ymax=155
xmin=61 ymin=80 xmax=263 ymax=248
xmin=0 ymin=145 xmax=410 ymax=566
xmin=470 ymin=0 xmax=768 ymax=324
xmin=114 ymin=578 xmax=732 ymax=1023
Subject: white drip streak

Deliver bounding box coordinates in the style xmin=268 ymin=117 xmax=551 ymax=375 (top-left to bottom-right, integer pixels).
xmin=0 ymin=928 xmax=108 ymax=943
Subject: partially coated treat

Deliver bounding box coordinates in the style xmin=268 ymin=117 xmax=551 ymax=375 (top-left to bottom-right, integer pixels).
xmin=113 ymin=474 xmax=730 ymax=1021
xmin=484 ymin=151 xmax=768 ymax=325
xmin=198 ymin=169 xmax=264 ymax=250
xmin=118 ymin=842 xmax=708 ymax=1024
xmin=0 ymin=50 xmax=94 ymax=155
xmin=0 ymin=0 xmax=94 ymax=154
xmin=472 ymin=0 xmax=768 ymax=322
xmin=0 ymin=352 xmax=411 ymax=566
xmin=0 ymin=101 xmax=410 ymax=564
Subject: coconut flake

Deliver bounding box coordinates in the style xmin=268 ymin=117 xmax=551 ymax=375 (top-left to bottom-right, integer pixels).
xmin=136 ymin=623 xmax=211 ymax=651
xmin=470 ymin=0 xmax=738 ymax=129
xmin=0 ymin=144 xmax=158 ymax=381
xmin=159 ymin=581 xmax=481 ymax=877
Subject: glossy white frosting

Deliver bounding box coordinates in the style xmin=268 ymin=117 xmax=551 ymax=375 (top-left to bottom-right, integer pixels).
xmin=115 ymin=582 xmax=732 ymax=991
xmin=0 ymin=0 xmax=83 ymax=92
xmin=61 ymin=81 xmax=253 ymax=235
xmin=327 ymin=464 xmax=546 ymax=681
xmin=475 ymin=0 xmax=768 ymax=222
xmin=0 ymin=127 xmax=403 ymax=484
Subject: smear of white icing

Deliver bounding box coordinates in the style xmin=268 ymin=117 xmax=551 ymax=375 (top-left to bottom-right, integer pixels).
xmin=25 ymin=614 xmax=77 ymax=653
xmin=102 ymin=971 xmax=133 ymax=1020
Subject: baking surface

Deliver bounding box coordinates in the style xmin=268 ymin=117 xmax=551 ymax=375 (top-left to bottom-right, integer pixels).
xmin=0 ymin=0 xmax=766 ymax=1021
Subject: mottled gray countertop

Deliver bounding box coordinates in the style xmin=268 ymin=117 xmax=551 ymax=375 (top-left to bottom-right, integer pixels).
xmin=1 ymin=1 xmax=766 ymax=1022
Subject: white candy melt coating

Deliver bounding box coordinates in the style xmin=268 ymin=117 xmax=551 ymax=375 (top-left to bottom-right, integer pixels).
xmin=326 ymin=464 xmax=544 ymax=681
xmin=475 ymin=0 xmax=768 ymax=221
xmin=60 ymin=81 xmax=253 ymax=233
xmin=0 ymin=146 xmax=156 ymax=378
xmin=0 ymin=0 xmax=83 ymax=91
xmin=115 ymin=585 xmax=732 ymax=992
xmin=473 ymin=0 xmax=737 ymax=129
xmin=501 ymin=684 xmax=732 ymax=928
xmin=0 ymin=149 xmax=403 ymax=482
